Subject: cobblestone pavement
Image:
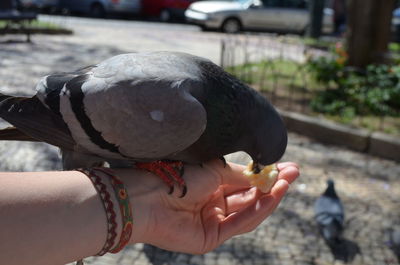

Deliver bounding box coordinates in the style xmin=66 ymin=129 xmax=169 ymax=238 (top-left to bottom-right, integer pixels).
xmin=1 ymin=17 xmax=400 ymax=265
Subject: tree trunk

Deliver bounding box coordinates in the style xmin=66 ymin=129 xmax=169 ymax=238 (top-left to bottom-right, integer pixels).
xmin=346 ymin=0 xmax=396 ymax=68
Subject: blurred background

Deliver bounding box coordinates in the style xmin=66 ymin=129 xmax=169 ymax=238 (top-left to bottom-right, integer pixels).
xmin=0 ymin=0 xmax=400 ymax=265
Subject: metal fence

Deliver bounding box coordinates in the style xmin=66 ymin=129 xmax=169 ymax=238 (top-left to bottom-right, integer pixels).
xmin=220 ymin=34 xmax=398 ymax=135
xmin=220 ymin=34 xmax=331 ymax=111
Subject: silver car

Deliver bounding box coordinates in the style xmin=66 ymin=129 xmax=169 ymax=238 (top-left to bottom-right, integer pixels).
xmin=185 ymin=0 xmax=334 ymax=34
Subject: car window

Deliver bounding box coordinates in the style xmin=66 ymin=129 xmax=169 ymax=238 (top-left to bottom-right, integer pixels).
xmin=285 ymin=0 xmax=307 ymax=8
xmin=261 ymin=0 xmax=307 ymax=8
xmin=261 ymin=0 xmax=280 ymax=7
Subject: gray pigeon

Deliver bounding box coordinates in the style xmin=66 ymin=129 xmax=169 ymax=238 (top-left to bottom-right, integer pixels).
xmin=0 ymin=51 xmax=287 ymax=194
xmin=314 ymin=179 xmax=345 ymax=245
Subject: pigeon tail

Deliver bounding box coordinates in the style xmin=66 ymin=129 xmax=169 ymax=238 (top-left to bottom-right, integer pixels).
xmin=0 ymin=93 xmax=39 ymax=141
xmin=0 ymin=127 xmax=38 ymax=141
xmin=0 ymin=92 xmax=11 ymax=102
xmin=320 ymin=219 xmax=343 ymax=245
xmin=0 ymin=94 xmax=75 ymax=149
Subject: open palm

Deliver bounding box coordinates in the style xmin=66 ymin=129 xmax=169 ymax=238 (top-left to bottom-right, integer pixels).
xmin=141 ymin=160 xmax=299 ymax=254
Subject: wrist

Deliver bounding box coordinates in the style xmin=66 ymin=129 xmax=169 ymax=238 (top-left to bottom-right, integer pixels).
xmin=112 ymin=168 xmax=164 ymax=245
xmin=90 ymin=169 xmax=124 ymax=251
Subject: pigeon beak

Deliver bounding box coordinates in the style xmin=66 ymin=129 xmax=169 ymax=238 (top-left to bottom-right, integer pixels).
xmin=251 ymin=161 xmax=265 ymax=174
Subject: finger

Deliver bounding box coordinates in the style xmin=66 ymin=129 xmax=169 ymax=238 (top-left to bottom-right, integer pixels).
xmin=277 ymin=162 xmax=299 ymax=170
xmin=225 ymin=186 xmax=261 ymax=215
xmin=277 ymin=165 xmax=299 ymax=184
xmin=203 ymin=160 xmax=251 ymax=190
xmin=234 ymin=179 xmax=289 ymax=235
xmin=218 ymin=179 xmax=289 ymax=243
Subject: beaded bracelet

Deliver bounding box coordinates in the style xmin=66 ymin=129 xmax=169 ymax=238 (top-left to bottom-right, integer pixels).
xmin=77 ymin=168 xmax=118 ymax=256
xmin=93 ymin=167 xmax=133 ymax=253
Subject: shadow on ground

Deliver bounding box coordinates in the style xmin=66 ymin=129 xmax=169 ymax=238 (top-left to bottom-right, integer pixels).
xmin=143 ymin=241 xmax=276 ymax=265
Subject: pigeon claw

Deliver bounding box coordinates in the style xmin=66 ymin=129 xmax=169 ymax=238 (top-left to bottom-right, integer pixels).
xmin=135 ymin=161 xmax=187 ymax=197
xmin=168 ymin=185 xmax=174 ymax=195
xmin=179 ymin=185 xmax=187 ymax=198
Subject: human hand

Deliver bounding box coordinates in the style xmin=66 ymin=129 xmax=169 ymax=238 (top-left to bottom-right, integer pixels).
xmin=116 ymin=160 xmax=299 ymax=254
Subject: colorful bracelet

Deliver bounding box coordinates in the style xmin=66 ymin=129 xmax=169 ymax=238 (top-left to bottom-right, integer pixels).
xmin=93 ymin=167 xmax=133 ymax=253
xmin=77 ymin=168 xmax=118 ymax=256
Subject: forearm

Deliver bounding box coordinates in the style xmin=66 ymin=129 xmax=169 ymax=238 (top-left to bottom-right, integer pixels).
xmin=0 ymin=171 xmax=108 ymax=265
xmin=0 ymin=168 xmax=160 ymax=265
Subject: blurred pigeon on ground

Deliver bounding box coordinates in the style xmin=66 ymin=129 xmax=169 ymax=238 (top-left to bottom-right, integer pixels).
xmin=0 ymin=51 xmax=287 ymax=196
xmin=314 ymin=179 xmax=345 ymax=245
xmin=390 ymin=228 xmax=400 ymax=261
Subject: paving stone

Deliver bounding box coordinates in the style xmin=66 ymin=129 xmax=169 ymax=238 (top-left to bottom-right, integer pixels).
xmin=203 ymin=254 xmax=217 ymax=265
xmin=216 ymin=256 xmax=232 ymax=265
xmin=189 ymin=255 xmax=204 ymax=265
xmin=295 ymin=260 xmax=314 ymax=265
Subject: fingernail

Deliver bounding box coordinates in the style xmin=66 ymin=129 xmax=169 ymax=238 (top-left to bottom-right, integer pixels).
xmin=255 ymin=200 xmax=261 ymax=211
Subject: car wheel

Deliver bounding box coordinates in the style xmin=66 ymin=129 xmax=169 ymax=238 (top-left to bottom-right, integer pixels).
xmin=160 ymin=9 xmax=171 ymax=22
xmin=90 ymin=3 xmax=106 ymax=18
xmin=221 ymin=18 xmax=241 ymax=33
xmin=200 ymin=25 xmax=209 ymax=31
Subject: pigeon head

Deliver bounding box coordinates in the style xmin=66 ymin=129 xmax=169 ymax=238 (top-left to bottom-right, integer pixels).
xmin=324 ymin=179 xmax=338 ymax=198
xmin=327 ymin=179 xmax=335 ymax=187
xmin=192 ymin=57 xmax=287 ymax=168
xmin=244 ymin=93 xmax=288 ymax=170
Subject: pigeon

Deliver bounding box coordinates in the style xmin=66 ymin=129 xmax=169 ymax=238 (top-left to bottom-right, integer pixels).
xmin=0 ymin=51 xmax=287 ymax=196
xmin=314 ymin=179 xmax=345 ymax=245
xmin=390 ymin=228 xmax=400 ymax=261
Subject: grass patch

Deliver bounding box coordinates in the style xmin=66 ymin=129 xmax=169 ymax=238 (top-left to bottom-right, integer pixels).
xmin=226 ymin=59 xmax=319 ymax=96
xmin=227 ymin=59 xmax=400 ymax=136
xmin=302 ymin=37 xmax=336 ymax=50
xmin=0 ymin=20 xmax=62 ymax=30
xmin=389 ymin=42 xmax=400 ymax=53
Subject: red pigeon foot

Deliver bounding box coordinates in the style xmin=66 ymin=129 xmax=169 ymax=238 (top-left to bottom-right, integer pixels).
xmin=135 ymin=161 xmax=186 ymax=197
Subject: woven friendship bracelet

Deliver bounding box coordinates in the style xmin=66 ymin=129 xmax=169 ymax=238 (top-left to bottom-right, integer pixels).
xmin=77 ymin=168 xmax=118 ymax=256
xmin=94 ymin=168 xmax=133 ymax=253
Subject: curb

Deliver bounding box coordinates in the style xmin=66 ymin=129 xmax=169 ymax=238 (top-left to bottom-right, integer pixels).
xmin=279 ymin=109 xmax=400 ymax=162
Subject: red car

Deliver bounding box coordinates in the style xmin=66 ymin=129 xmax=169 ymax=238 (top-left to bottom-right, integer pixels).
xmin=141 ymin=0 xmax=197 ymax=21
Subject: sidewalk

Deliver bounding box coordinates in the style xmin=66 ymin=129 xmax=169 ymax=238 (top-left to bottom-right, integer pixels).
xmin=0 ymin=17 xmax=399 ymax=265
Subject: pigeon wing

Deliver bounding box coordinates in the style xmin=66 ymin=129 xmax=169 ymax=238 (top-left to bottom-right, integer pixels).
xmin=314 ymin=196 xmax=345 ymax=225
xmin=58 ymin=53 xmax=207 ymax=160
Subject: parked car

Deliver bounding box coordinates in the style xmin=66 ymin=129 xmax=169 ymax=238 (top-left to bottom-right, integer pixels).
xmin=18 ymin=0 xmax=58 ymax=12
xmin=185 ymin=0 xmax=334 ymax=34
xmin=57 ymin=0 xmax=141 ymax=18
xmin=142 ymin=0 xmax=198 ymax=21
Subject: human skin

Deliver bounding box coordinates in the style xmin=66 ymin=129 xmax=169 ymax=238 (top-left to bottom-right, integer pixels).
xmin=0 ymin=160 xmax=299 ymax=265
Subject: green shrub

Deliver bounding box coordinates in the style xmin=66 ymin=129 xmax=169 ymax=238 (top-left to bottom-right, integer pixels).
xmin=308 ymin=43 xmax=400 ymax=118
